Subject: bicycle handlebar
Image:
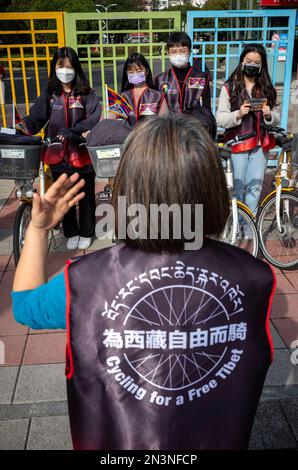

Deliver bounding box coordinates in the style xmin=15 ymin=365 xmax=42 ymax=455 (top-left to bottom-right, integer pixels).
xmin=225 ymin=131 xmax=256 ymax=147
xmin=261 ymin=124 xmax=293 ymax=149
xmin=261 ymin=124 xmax=287 ymax=135
xmin=43 ymin=137 xmax=64 ymax=149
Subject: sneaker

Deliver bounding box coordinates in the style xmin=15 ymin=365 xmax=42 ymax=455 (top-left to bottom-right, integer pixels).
xmin=78 ymin=236 xmax=92 ymax=250
xmin=66 ymin=236 xmax=79 ymax=250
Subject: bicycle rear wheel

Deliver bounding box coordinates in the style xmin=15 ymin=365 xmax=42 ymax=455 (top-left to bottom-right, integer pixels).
xmin=13 ymin=202 xmax=32 ymax=266
xmin=221 ymin=205 xmax=259 ymax=257
xmin=258 ymin=192 xmax=298 ymax=270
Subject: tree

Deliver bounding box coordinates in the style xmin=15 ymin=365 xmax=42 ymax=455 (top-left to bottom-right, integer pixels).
xmin=7 ymin=0 xmax=95 ymax=12
xmin=99 ymin=0 xmax=146 ymax=11
xmin=7 ymin=0 xmax=146 ymax=12
xmin=202 ymin=0 xmax=230 ymax=10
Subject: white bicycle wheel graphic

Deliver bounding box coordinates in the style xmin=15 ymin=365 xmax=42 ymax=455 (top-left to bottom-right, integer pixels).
xmin=123 ymin=285 xmax=230 ymax=391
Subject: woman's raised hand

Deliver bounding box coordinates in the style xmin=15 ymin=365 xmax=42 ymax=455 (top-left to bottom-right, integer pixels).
xmin=31 ymin=173 xmax=85 ymax=232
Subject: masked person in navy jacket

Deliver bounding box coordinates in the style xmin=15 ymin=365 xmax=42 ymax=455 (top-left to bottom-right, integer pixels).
xmin=12 ymin=115 xmax=276 ymax=450
xmin=154 ymin=32 xmax=216 ymax=137
xmin=23 ymin=47 xmax=101 ymax=250
xmin=109 ymin=52 xmax=168 ymax=126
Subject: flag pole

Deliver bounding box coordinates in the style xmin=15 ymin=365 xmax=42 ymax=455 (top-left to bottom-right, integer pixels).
xmin=12 ymin=100 xmax=15 ymax=129
xmin=105 ymin=84 xmax=109 ymax=119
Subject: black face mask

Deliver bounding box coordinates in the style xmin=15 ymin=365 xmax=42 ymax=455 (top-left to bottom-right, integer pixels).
xmin=242 ymin=63 xmax=262 ymax=78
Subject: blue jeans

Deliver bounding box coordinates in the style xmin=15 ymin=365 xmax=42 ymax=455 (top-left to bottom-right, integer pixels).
xmin=231 ymin=146 xmax=267 ymax=216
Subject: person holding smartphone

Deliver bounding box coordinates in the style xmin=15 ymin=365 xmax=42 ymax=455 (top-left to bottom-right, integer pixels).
xmin=216 ymin=44 xmax=280 ymax=216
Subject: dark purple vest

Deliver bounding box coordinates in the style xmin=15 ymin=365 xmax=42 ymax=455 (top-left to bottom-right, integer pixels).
xmin=121 ymin=88 xmax=162 ymax=127
xmin=155 ymin=67 xmax=207 ymax=113
xmin=65 ymin=239 xmax=275 ymax=450
xmin=224 ymin=85 xmax=275 ymax=154
xmin=44 ymin=91 xmax=93 ymax=168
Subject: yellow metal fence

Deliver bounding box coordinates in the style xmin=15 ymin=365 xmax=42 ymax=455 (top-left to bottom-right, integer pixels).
xmin=0 ymin=11 xmax=182 ymax=128
xmin=0 ymin=12 xmax=65 ymax=127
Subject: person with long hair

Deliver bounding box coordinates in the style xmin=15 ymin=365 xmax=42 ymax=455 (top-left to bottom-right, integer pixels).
xmin=12 ymin=115 xmax=275 ymax=450
xmin=23 ymin=47 xmax=101 ymax=250
xmin=216 ymin=43 xmax=280 ymax=216
xmin=110 ymin=52 xmax=167 ymax=125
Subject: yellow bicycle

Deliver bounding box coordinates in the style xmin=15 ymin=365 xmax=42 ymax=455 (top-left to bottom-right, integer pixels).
xmin=0 ymin=135 xmax=61 ymax=265
xmin=218 ymin=132 xmax=259 ymax=257
xmin=257 ymin=126 xmax=298 ymax=270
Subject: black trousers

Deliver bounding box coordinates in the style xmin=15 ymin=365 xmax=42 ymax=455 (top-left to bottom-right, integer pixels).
xmin=52 ymin=170 xmax=96 ymax=238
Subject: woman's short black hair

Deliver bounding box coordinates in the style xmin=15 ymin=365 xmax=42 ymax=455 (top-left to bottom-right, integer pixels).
xmin=48 ymin=47 xmax=91 ymax=96
xmin=121 ymin=52 xmax=154 ymax=92
xmin=166 ymin=32 xmax=192 ymax=51
xmin=112 ymin=114 xmax=230 ymax=253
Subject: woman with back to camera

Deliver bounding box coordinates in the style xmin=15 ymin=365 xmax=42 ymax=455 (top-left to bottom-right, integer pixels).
xmin=216 ymin=43 xmax=280 ymax=216
xmin=12 ymin=115 xmax=275 ymax=450
xmin=22 ymin=47 xmax=101 ymax=250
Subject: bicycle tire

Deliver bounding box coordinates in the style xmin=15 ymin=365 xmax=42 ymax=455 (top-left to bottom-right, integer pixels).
xmin=13 ymin=202 xmax=32 ymax=267
xmin=221 ymin=205 xmax=259 ymax=257
xmin=258 ymin=191 xmax=298 ymax=270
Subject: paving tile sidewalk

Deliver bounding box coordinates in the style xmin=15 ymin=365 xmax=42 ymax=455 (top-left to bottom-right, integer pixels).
xmin=0 ymin=161 xmax=298 ymax=449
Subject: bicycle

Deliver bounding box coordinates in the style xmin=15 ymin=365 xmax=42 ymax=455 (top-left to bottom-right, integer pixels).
xmin=257 ymin=125 xmax=298 ymax=270
xmin=86 ymin=143 xmax=123 ymax=200
xmin=0 ymin=135 xmax=61 ymax=266
xmin=217 ymin=132 xmax=259 ymax=257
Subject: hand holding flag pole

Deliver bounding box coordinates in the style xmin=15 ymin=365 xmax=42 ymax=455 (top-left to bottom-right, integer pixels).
xmin=13 ymin=101 xmax=31 ymax=135
xmin=106 ymin=86 xmax=133 ymax=120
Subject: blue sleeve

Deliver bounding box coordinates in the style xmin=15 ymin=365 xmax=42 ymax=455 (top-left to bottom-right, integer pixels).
xmin=11 ymin=271 xmax=66 ymax=330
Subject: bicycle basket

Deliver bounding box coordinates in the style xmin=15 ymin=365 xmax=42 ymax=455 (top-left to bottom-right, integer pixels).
xmin=87 ymin=144 xmax=123 ymax=178
xmin=0 ymin=145 xmax=43 ymax=180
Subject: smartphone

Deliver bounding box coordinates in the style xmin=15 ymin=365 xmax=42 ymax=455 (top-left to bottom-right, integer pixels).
xmin=249 ymin=98 xmax=267 ymax=112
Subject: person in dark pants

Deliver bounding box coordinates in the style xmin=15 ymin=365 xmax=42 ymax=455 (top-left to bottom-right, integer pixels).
xmin=23 ymin=47 xmax=101 ymax=250
xmin=51 ymin=170 xmax=95 ymax=240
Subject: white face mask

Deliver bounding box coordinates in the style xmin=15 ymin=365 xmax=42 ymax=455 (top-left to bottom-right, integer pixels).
xmin=169 ymin=54 xmax=189 ymax=68
xmin=56 ymin=68 xmax=75 ymax=84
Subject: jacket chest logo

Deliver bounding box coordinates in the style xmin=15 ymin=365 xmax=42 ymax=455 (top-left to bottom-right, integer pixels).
xmin=69 ymin=96 xmax=84 ymax=109
xmin=50 ymin=98 xmax=63 ymax=110
xmin=188 ymin=78 xmax=205 ymax=90
xmin=139 ymin=103 xmax=158 ymax=116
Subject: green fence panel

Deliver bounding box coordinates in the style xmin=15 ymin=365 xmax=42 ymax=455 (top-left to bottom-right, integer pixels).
xmin=64 ymin=12 xmax=181 ymax=113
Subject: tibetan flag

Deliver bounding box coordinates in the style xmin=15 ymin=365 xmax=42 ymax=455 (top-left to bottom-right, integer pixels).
xmin=188 ymin=77 xmax=206 ymax=90
xmin=107 ymin=86 xmax=133 ymax=119
xmin=14 ymin=102 xmax=31 ymax=135
xmin=139 ymin=103 xmax=158 ymax=116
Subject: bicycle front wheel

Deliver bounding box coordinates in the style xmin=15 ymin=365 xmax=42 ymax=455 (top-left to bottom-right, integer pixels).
xmin=13 ymin=202 xmax=32 ymax=266
xmin=221 ymin=205 xmax=259 ymax=257
xmin=258 ymin=192 xmax=298 ymax=270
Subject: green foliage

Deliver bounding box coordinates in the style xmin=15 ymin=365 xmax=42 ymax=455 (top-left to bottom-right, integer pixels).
xmin=7 ymin=0 xmax=145 ymax=12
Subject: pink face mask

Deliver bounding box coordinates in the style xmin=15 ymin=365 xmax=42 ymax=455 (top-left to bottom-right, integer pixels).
xmin=128 ymin=71 xmax=146 ymax=85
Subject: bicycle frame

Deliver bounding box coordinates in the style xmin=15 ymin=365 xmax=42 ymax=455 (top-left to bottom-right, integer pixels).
xmin=259 ymin=145 xmax=295 ymax=233
xmin=223 ymin=157 xmax=255 ymax=245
